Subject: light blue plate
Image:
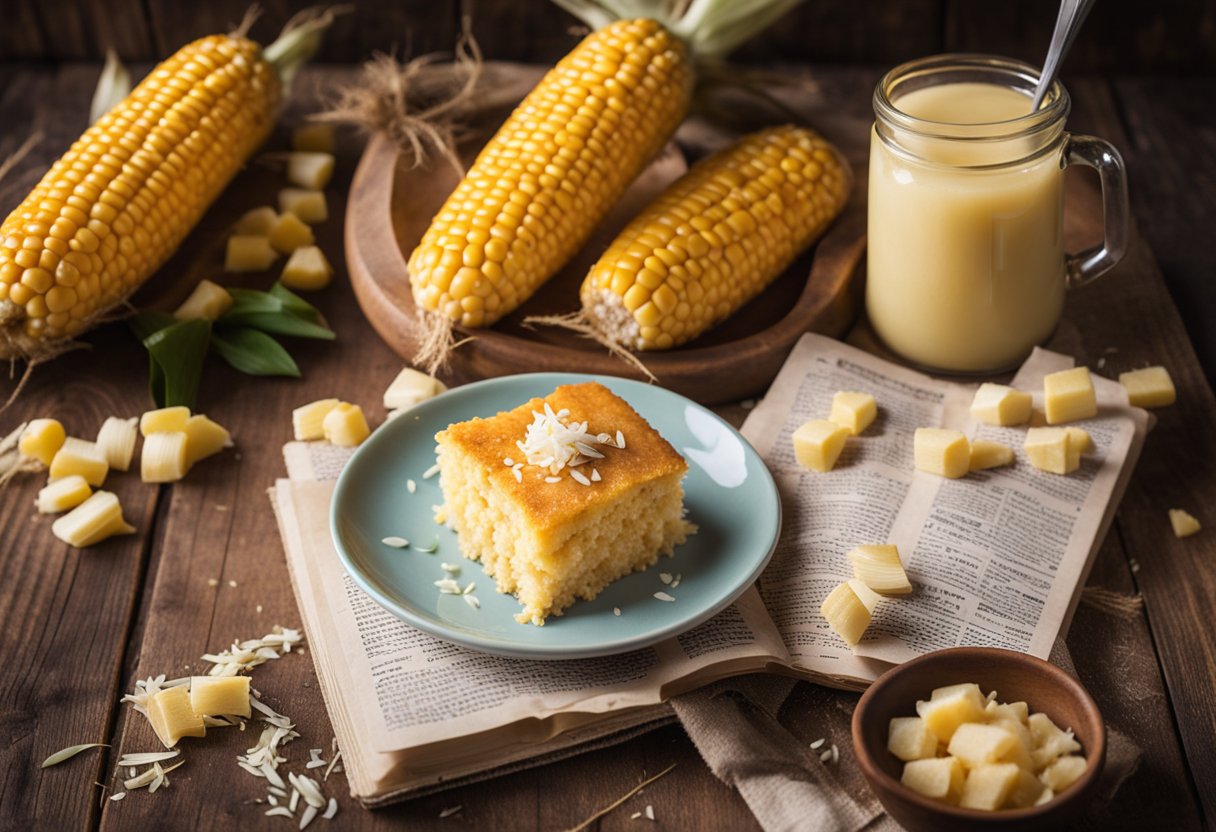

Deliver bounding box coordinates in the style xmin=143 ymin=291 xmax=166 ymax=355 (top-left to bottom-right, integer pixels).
xmin=330 ymin=373 xmax=780 ymax=660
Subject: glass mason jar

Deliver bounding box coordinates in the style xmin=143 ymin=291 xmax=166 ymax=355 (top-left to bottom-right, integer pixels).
xmin=866 ymin=54 xmax=1128 ymax=373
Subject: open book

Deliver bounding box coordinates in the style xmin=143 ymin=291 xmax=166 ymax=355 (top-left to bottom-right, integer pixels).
xmin=270 ymin=333 xmax=1148 ymax=806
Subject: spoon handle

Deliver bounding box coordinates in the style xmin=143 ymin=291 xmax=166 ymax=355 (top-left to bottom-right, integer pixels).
xmin=1033 ymin=0 xmax=1096 ymax=110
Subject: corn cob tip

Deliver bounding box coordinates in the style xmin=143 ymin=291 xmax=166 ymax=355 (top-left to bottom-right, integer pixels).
xmin=521 ymin=310 xmax=657 ymax=382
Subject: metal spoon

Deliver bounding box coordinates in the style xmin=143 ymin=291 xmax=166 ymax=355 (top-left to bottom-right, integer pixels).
xmin=1032 ymin=0 xmax=1096 ymax=110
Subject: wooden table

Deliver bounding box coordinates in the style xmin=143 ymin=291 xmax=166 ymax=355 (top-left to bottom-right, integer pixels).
xmin=1 ymin=63 xmax=1213 ymax=832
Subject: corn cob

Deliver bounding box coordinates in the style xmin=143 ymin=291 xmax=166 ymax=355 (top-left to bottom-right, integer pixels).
xmin=0 ymin=14 xmax=334 ymax=359
xmin=406 ymin=18 xmax=694 ymax=330
xmin=577 ymin=125 xmax=850 ymax=351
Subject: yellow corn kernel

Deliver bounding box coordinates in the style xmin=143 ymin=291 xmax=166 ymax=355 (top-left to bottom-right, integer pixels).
xmin=969 ymin=439 xmax=1015 ymax=472
xmin=141 ymin=431 xmax=189 ymax=483
xmin=49 ymin=437 xmax=109 ymax=486
xmin=174 ymin=279 xmax=233 ymax=321
xmin=278 ymin=188 xmax=327 ymax=224
xmin=970 ymin=383 xmax=1033 ymax=426
xmin=1169 ymin=508 xmax=1201 ymax=538
xmin=292 ymin=123 xmax=335 ymax=154
xmin=267 ymin=212 xmax=314 ymax=254
xmin=407 ymin=19 xmax=694 ymax=329
xmin=234 ymin=206 xmax=279 ymax=236
xmin=820 ymin=581 xmax=872 ymax=647
xmin=829 ymin=391 xmax=877 ymax=435
xmin=189 ymin=675 xmax=250 ymax=718
xmin=323 ymin=402 xmax=370 ymax=447
xmin=140 ymin=406 xmax=190 ymax=436
xmin=19 ymin=418 xmax=65 ymax=465
xmin=577 ymin=125 xmax=850 ymax=350
xmin=1024 ymin=427 xmax=1076 ymax=474
xmin=286 ymin=152 xmax=334 ymax=190
xmin=792 ymin=419 xmax=850 ymax=473
xmin=146 ymin=685 xmax=206 ymax=749
xmin=1044 ymin=367 xmax=1097 ymax=424
xmin=847 ymin=544 xmax=912 ymax=595
xmin=383 ymin=367 xmax=445 ymax=411
xmin=280 ymin=245 xmax=332 ymax=291
xmin=292 ymin=398 xmax=339 ymax=441
xmin=183 ymin=414 xmax=231 ymax=467
xmin=914 ymin=428 xmax=969 ymax=479
xmin=225 ymin=235 xmax=278 ymax=272
xmin=51 ymin=490 xmax=134 ymax=547
xmin=95 ymin=416 xmax=138 ymax=471
xmin=36 ymin=474 xmax=92 ymax=514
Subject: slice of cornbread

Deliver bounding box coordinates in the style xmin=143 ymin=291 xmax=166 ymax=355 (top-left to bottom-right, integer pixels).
xmin=436 ymin=382 xmax=694 ymax=625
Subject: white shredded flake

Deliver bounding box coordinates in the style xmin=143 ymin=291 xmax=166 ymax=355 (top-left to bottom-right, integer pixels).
xmin=439 ymin=805 xmax=462 ymax=818
xmin=503 ymin=457 xmax=514 ymax=467
xmin=407 ymin=479 xmax=417 ymax=494
xmin=512 ymin=467 xmax=523 ymax=483
xmin=208 ymin=578 xmax=219 ymax=587
xmin=613 ymin=607 xmax=621 ymax=616
xmin=591 ymin=468 xmax=601 ymax=481
xmin=441 ymin=562 xmax=460 ymax=574
xmin=653 ymin=592 xmax=675 ymax=602
xmin=660 ymin=573 xmax=673 ymax=585
xmin=809 ymin=738 xmax=825 ymax=750
xmin=118 ymin=750 xmax=180 ymax=767
xmin=517 ymin=404 xmax=621 ymax=478
xmin=323 ymin=797 xmax=338 ymax=819
xmin=570 ymin=470 xmax=591 ymax=486
xmin=616 ymin=430 xmax=626 ymax=449
xmin=831 ymin=744 xmax=839 ymax=764
xmin=381 ymin=536 xmax=409 ymax=548
xmin=109 ymin=792 xmax=125 ymax=802
xmin=423 ymin=463 xmax=440 ymax=479
xmin=631 ymin=811 xmax=642 ymax=819
xmin=544 ymin=476 xmax=561 ymax=484
xmin=300 ymin=804 xmax=319 ymax=828
xmin=434 ymin=579 xmax=461 ymax=594
xmin=464 ymin=594 xmax=480 ymax=610
xmin=670 ymin=574 xmax=681 ymax=588
xmin=645 ymin=804 xmax=655 ymax=820
xmin=819 ymin=749 xmax=833 ymax=762
xmin=266 ymin=807 xmax=293 ymax=818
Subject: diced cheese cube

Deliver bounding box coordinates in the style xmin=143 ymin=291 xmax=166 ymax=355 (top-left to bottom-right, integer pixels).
xmin=1024 ymin=427 xmax=1077 ymax=474
xmin=916 ymin=683 xmax=987 ymax=742
xmin=1007 ymin=767 xmax=1047 ymax=808
xmin=234 ymin=206 xmax=278 ymax=235
xmin=293 ymin=398 xmax=341 ymax=441
xmin=225 ymin=235 xmax=278 ymax=272
xmin=946 ymin=722 xmax=1019 ymax=769
xmin=141 ymin=432 xmax=189 ymax=483
xmin=1065 ymin=427 xmax=1091 ymax=470
xmin=847 ymin=544 xmax=912 ymax=595
xmin=959 ymin=763 xmax=1021 ymax=810
xmin=970 ymin=383 xmax=1032 ymax=426
xmin=281 ymin=246 xmax=333 ymax=291
xmin=146 ymin=685 xmax=206 ymax=749
xmin=323 ymin=402 xmax=370 ymax=447
xmin=901 ymin=756 xmax=965 ymax=805
xmin=985 ymin=700 xmax=1029 ymax=725
xmin=913 ymin=428 xmax=969 ymax=478
xmin=287 ymin=152 xmax=335 ymax=190
xmin=969 ymin=440 xmax=1014 ymax=472
xmin=49 ymin=437 xmax=109 ymax=486
xmin=1040 ymin=755 xmax=1088 ymax=792
xmin=846 ymin=578 xmax=883 ymax=614
xmin=819 ymin=581 xmax=872 ymax=647
xmin=95 ymin=416 xmax=138 ymax=472
xmin=173 ymin=279 xmax=233 ymax=321
xmin=1169 ymin=508 xmax=1201 ymax=538
xmin=140 ymin=406 xmax=190 ymax=436
xmin=36 ymin=475 xmax=92 ymax=514
xmin=51 ymin=491 xmax=135 ymax=547
xmin=1027 ymin=712 xmax=1081 ymax=768
xmin=888 ymin=716 xmax=938 ymax=762
xmin=267 ymin=212 xmax=315 ymax=254
xmin=990 ymin=718 xmax=1035 ymax=771
xmin=1119 ymin=366 xmax=1175 ymax=408
xmin=829 ymin=391 xmax=877 ymax=435
xmin=1044 ymin=367 xmax=1097 ymax=424
xmin=278 ymin=188 xmax=328 ymax=224
xmin=189 ymin=675 xmax=251 ymax=718
xmin=19 ymin=418 xmax=66 ymax=466
xmin=383 ymin=367 xmax=446 ymax=411
xmin=293 ymin=123 xmax=336 ymax=154
xmin=183 ymin=414 xmax=232 ymax=467
xmin=792 ymin=419 xmax=850 ymax=473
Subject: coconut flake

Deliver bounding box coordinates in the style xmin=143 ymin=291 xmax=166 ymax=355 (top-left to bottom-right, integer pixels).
xmin=323 ymin=797 xmax=338 ymax=819
xmin=653 ymin=592 xmax=675 ymax=602
xmin=463 ymin=594 xmax=480 ymax=610
xmin=406 ymin=479 xmax=417 ymax=494
xmin=570 ymin=470 xmax=591 ymax=486
xmin=381 ymin=536 xmax=409 ymax=548
xmin=423 ymin=463 xmax=440 ymax=479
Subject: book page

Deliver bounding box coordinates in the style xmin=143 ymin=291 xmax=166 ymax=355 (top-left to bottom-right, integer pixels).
xmin=743 ymin=334 xmax=1148 ymax=682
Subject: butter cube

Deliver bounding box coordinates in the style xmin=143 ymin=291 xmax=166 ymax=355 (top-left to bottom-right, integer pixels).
xmin=146 ymin=685 xmax=206 ymax=749
xmin=1007 ymin=767 xmax=1047 ymax=808
xmin=225 ymin=235 xmax=278 ymax=272
xmin=1044 ymin=367 xmax=1097 ymax=424
xmin=49 ymin=438 xmax=109 ymax=486
xmin=51 ymin=491 xmax=135 ymax=547
xmin=819 ymin=581 xmax=872 ymax=647
xmin=901 ymin=757 xmax=965 ymax=805
xmin=268 ymin=212 xmax=315 ymax=254
xmin=792 ymin=419 xmax=850 ymax=473
xmin=1119 ymin=366 xmax=1175 ymax=408
xmin=293 ymin=123 xmax=336 ymax=154
xmin=383 ymin=367 xmax=447 ymax=411
xmin=916 ymin=683 xmax=987 ymax=742
xmin=234 ymin=206 xmax=278 ymax=235
xmin=36 ymin=475 xmax=92 ymax=514
xmin=281 ymin=246 xmax=333 ymax=292
xmin=141 ymin=432 xmax=189 ymax=483
xmin=888 ymin=716 xmax=938 ymax=762
xmin=947 ymin=722 xmax=1018 ymax=769
xmin=287 ymin=152 xmax=335 ymax=190
xmin=1027 ymin=712 xmax=1081 ymax=769
xmin=970 ymin=383 xmax=1032 ymax=426
xmin=278 ymin=188 xmax=328 ymax=224
xmin=1024 ymin=428 xmax=1076 ymax=474
xmin=1040 ymin=755 xmax=1088 ymax=792
xmin=183 ymin=414 xmax=232 ymax=467
xmin=174 ymin=279 xmax=233 ymax=321
xmin=847 ymin=544 xmax=912 ymax=595
xmin=293 ymin=398 xmax=341 ymax=441
xmin=829 ymin=391 xmax=877 ymax=435
xmin=1169 ymin=508 xmax=1201 ymax=538
xmin=189 ymin=675 xmax=251 ymax=718
xmin=140 ymin=406 xmax=190 ymax=436
xmin=991 ymin=718 xmax=1035 ymax=771
xmin=19 ymin=418 xmax=66 ymax=466
xmin=959 ymin=763 xmax=1021 ymax=811
xmin=913 ymin=428 xmax=969 ymax=478
xmin=969 ymin=440 xmax=1014 ymax=472
xmin=323 ymin=402 xmax=370 ymax=447
xmin=95 ymin=416 xmax=138 ymax=472
xmin=1065 ymin=427 xmax=1091 ymax=471
xmin=985 ymin=700 xmax=1029 ymax=725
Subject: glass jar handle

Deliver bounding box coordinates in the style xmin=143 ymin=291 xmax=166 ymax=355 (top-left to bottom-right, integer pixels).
xmin=1063 ymin=134 xmax=1129 ymax=289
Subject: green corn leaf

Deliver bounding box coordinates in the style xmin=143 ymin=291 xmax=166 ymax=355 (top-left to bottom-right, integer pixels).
xmin=129 ymin=310 xmax=176 ymax=342
xmin=210 ymin=327 xmax=301 ymax=377
xmin=42 ymin=743 xmax=109 ymax=769
xmin=269 ymin=281 xmax=323 ymax=323
xmin=216 ymin=311 xmax=334 ymax=340
xmin=142 ymin=318 xmax=211 ymax=409
xmin=224 ymin=288 xmax=285 ymax=315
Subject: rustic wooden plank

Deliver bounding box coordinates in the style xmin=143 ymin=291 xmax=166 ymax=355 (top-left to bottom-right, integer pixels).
xmin=0 ymin=65 xmax=162 ymax=832
xmin=0 ymin=2 xmax=46 ymax=61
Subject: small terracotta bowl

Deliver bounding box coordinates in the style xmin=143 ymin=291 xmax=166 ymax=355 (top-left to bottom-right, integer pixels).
xmin=851 ymin=647 xmax=1105 ymax=832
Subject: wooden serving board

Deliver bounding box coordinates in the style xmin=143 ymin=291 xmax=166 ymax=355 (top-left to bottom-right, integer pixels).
xmin=345 ymin=70 xmax=866 ymax=404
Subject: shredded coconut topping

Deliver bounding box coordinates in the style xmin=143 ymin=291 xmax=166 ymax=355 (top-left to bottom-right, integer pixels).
xmin=517 ymin=403 xmax=622 ymax=480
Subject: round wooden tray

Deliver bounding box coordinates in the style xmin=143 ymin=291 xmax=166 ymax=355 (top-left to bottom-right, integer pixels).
xmin=345 ymin=112 xmax=865 ymax=404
